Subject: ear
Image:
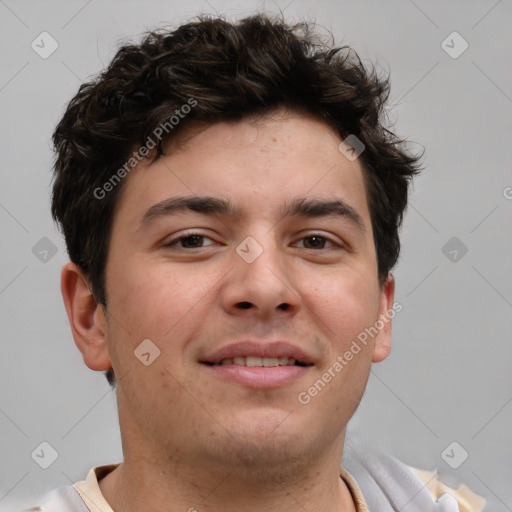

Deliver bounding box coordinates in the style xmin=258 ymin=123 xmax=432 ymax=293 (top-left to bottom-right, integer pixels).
xmin=371 ymin=273 xmax=395 ymax=363
xmin=61 ymin=262 xmax=112 ymax=372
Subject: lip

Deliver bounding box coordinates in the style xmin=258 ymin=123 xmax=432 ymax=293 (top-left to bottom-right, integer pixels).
xmin=199 ymin=340 xmax=315 ymax=389
xmin=200 ymin=340 xmax=315 ymax=365
xmin=203 ymin=364 xmax=310 ymax=389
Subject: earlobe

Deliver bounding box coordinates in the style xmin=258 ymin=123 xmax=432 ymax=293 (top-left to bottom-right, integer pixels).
xmin=372 ymin=273 xmax=395 ymax=363
xmin=61 ymin=262 xmax=112 ymax=372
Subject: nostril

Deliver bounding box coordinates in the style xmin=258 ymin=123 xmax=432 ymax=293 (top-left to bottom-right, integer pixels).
xmin=235 ymin=302 xmax=291 ymax=310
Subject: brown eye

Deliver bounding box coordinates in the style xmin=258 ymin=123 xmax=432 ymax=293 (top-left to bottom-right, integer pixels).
xmin=296 ymin=235 xmax=336 ymax=249
xmin=164 ymin=233 xmax=217 ymax=249
xmin=303 ymin=236 xmax=326 ymax=249
xmin=179 ymin=235 xmax=205 ymax=248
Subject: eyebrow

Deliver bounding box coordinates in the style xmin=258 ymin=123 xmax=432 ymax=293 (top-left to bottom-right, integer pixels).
xmin=141 ymin=195 xmax=365 ymax=232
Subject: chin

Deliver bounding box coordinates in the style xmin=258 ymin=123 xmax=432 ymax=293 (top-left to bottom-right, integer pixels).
xmin=231 ymin=436 xmax=322 ymax=483
xmin=207 ymin=411 xmax=319 ymax=475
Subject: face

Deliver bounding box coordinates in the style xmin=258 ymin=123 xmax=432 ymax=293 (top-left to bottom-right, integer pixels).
xmin=98 ymin=110 xmax=393 ymax=474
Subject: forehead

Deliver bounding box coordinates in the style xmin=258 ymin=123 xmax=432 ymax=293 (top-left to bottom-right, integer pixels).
xmin=114 ymin=111 xmax=371 ymax=228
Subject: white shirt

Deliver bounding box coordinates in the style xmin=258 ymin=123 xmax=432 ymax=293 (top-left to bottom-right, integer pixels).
xmin=21 ymin=441 xmax=488 ymax=512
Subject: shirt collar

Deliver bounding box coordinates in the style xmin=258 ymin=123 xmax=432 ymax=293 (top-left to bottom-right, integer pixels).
xmin=74 ymin=464 xmax=369 ymax=512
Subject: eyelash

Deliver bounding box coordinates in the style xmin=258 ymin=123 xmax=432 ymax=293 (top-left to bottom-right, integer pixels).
xmin=164 ymin=231 xmax=340 ymax=250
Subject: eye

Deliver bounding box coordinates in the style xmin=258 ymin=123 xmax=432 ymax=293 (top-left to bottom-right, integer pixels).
xmin=164 ymin=233 xmax=217 ymax=249
xmin=294 ymin=234 xmax=337 ymax=250
xmin=163 ymin=232 xmax=340 ymax=250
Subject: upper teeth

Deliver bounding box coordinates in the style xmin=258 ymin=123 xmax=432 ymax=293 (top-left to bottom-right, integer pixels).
xmin=219 ymin=356 xmax=296 ymax=367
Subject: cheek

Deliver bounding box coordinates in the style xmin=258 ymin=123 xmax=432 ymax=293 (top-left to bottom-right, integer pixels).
xmin=301 ymin=271 xmax=379 ymax=417
xmin=105 ymin=262 xmax=211 ymax=405
xmin=303 ymin=268 xmax=380 ymax=349
xmin=108 ymin=261 xmax=214 ymax=339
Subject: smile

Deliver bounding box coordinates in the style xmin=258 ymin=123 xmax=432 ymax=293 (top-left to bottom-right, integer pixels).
xmin=205 ymin=356 xmax=312 ymax=367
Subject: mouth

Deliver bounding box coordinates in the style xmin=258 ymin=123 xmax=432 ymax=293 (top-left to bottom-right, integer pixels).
xmin=199 ymin=341 xmax=315 ymax=389
xmin=203 ymin=356 xmax=313 ymax=367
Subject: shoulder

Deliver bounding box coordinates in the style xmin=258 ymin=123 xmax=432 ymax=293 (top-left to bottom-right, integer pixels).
xmin=18 ymin=464 xmax=119 ymax=512
xmin=410 ymin=466 xmax=486 ymax=512
xmin=17 ymin=485 xmax=90 ymax=512
xmin=342 ymin=437 xmax=487 ymax=512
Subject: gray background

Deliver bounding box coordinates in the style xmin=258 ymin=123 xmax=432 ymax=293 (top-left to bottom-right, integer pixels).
xmin=1 ymin=0 xmax=511 ymax=510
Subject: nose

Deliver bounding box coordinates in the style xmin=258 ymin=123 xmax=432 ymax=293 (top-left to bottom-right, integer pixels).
xmin=219 ymin=235 xmax=301 ymax=320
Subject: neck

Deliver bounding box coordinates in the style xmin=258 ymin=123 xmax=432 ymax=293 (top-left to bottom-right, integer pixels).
xmin=99 ymin=444 xmax=356 ymax=512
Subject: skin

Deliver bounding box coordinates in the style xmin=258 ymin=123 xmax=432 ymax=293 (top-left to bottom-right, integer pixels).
xmin=62 ymin=109 xmax=394 ymax=512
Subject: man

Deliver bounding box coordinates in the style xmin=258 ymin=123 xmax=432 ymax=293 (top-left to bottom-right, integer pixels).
xmin=25 ymin=14 xmax=485 ymax=512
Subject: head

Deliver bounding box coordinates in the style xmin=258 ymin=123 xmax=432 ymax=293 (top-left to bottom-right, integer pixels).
xmin=52 ymin=14 xmax=420 ymax=475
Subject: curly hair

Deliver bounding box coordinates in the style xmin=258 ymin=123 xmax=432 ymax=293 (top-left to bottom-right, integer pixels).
xmin=51 ymin=14 xmax=421 ymax=388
